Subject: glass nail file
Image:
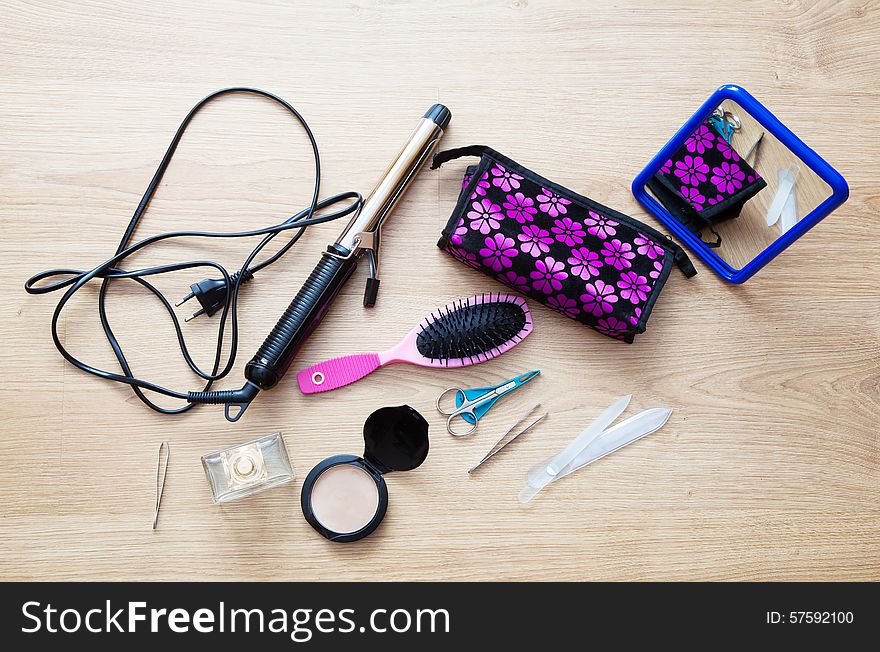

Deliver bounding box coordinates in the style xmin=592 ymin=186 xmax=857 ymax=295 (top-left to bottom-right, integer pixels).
xmin=553 ymin=407 xmax=672 ymax=479
xmin=519 ymin=394 xmax=631 ymax=503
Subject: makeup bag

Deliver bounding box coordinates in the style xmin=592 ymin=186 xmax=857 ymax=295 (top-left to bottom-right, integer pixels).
xmin=432 ymin=146 xmax=696 ymax=343
xmin=646 ymin=118 xmax=766 ymax=247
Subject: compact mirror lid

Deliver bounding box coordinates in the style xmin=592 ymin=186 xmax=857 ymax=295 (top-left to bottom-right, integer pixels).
xmin=362 ymin=405 xmax=429 ymax=473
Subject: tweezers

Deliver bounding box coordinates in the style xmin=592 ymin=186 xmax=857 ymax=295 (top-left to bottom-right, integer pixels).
xmin=153 ymin=441 xmax=170 ymax=530
xmin=468 ymin=404 xmax=547 ymax=473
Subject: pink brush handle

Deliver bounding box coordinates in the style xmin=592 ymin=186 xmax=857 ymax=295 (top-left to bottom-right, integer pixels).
xmin=296 ymin=353 xmax=382 ymax=394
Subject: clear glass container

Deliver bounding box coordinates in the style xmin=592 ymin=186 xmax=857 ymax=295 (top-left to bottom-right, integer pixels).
xmin=201 ymin=433 xmax=294 ymax=504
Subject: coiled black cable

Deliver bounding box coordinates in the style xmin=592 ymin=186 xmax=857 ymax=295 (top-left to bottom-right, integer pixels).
xmin=24 ymin=87 xmax=361 ymax=414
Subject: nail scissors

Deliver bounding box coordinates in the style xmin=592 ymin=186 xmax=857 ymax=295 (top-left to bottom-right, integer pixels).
xmin=436 ymin=370 xmax=540 ymax=437
xmin=710 ymin=106 xmax=742 ymax=143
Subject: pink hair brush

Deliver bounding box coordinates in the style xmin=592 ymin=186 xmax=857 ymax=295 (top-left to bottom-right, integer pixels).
xmin=297 ymin=293 xmax=532 ymax=394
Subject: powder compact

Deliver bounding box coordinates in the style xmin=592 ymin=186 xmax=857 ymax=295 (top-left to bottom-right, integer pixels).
xmin=301 ymin=405 xmax=429 ymax=543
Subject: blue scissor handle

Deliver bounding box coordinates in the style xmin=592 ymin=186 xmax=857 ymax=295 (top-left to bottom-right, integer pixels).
xmin=454 ymin=387 xmax=496 ymax=425
xmin=454 ymin=370 xmax=541 ymax=425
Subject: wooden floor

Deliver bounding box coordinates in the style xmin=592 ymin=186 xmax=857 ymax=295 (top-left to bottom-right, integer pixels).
xmin=1 ymin=0 xmax=877 ymax=581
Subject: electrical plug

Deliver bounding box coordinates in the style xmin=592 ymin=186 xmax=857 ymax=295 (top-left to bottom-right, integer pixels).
xmin=176 ymin=269 xmax=253 ymax=321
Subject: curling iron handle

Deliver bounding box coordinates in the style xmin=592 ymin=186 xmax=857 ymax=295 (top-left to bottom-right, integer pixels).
xmin=244 ymin=245 xmax=357 ymax=390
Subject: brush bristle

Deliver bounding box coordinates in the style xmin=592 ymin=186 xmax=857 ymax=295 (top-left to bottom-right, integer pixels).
xmin=415 ymin=293 xmax=529 ymax=363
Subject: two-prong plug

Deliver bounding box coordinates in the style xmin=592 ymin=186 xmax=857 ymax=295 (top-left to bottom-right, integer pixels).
xmin=176 ymin=269 xmax=254 ymax=322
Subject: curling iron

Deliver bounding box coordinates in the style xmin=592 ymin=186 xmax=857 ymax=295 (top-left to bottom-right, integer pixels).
xmin=187 ymin=104 xmax=452 ymax=421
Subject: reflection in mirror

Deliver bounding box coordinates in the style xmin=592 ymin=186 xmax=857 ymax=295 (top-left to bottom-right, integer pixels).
xmin=644 ymin=99 xmax=833 ymax=269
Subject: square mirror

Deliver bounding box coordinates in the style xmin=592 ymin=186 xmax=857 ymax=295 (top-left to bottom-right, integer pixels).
xmin=632 ymin=85 xmax=848 ymax=283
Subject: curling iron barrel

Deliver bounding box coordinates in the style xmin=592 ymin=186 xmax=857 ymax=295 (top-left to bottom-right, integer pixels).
xmin=188 ymin=104 xmax=451 ymax=421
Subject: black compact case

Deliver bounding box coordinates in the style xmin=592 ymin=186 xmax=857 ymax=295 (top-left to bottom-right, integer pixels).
xmin=301 ymin=405 xmax=429 ymax=543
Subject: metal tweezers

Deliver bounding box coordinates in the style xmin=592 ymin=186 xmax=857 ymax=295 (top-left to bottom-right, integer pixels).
xmin=468 ymin=404 xmax=547 ymax=473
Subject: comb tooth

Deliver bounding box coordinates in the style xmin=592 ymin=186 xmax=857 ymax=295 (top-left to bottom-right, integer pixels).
xmin=473 ymin=331 xmax=491 ymax=354
xmin=455 ymin=335 xmax=466 ymax=359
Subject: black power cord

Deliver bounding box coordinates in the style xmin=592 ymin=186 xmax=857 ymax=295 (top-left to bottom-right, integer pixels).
xmin=24 ymin=87 xmax=362 ymax=414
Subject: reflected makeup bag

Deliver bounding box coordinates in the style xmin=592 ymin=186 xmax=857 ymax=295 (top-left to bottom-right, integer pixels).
xmin=646 ymin=118 xmax=766 ymax=247
xmin=433 ymin=146 xmax=696 ymax=343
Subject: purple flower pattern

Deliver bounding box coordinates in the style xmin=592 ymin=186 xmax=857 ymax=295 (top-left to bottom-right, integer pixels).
xmin=584 ymin=210 xmax=617 ymax=239
xmin=479 ymin=233 xmax=518 ymax=272
xmin=551 ymin=217 xmax=586 ymax=246
xmin=595 ymin=316 xmax=630 ymax=340
xmin=634 ymin=234 xmax=665 ymax=260
xmin=580 ymin=280 xmax=618 ymax=317
xmin=650 ymin=260 xmax=663 ymax=280
xmin=685 ymin=124 xmax=714 ymax=155
xmin=673 ymin=155 xmax=709 ymax=186
xmin=490 ymin=164 xmax=523 ymax=192
xmin=450 ymin=217 xmax=468 ymax=246
xmin=467 ymin=198 xmax=503 ymax=234
xmin=617 ymin=271 xmax=651 ymax=304
xmin=447 ymin=246 xmax=480 ymax=269
xmin=628 ymin=307 xmax=643 ymax=326
xmin=503 ymin=192 xmax=537 ymax=223
xmin=547 ymin=293 xmax=580 ymax=318
xmin=715 ymin=136 xmax=740 ymax=162
xmin=601 ymin=238 xmax=636 ymax=270
xmin=536 ymin=188 xmax=571 ymax=217
xmin=499 ymin=270 xmax=530 ymax=293
xmin=470 ymin=171 xmax=490 ymax=198
xmin=530 ymin=256 xmax=568 ymax=294
xmin=710 ymin=161 xmax=745 ymax=195
xmin=518 ymin=224 xmax=553 ymax=257
xmin=680 ymin=185 xmax=705 ymax=211
xmin=567 ymin=246 xmax=603 ymax=280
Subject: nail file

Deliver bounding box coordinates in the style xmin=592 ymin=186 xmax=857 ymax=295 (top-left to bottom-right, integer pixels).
xmin=766 ymin=165 xmax=799 ymax=227
xmin=519 ymin=394 xmax=631 ymax=503
xmin=778 ymin=176 xmax=798 ymax=232
xmin=554 ymin=407 xmax=672 ymax=479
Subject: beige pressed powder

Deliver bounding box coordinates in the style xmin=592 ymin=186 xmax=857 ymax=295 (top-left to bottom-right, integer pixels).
xmin=309 ymin=464 xmax=380 ymax=534
xmin=301 ymin=405 xmax=429 ymax=542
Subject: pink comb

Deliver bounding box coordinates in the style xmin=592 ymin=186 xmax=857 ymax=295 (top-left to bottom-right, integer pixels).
xmin=297 ymin=293 xmax=532 ymax=394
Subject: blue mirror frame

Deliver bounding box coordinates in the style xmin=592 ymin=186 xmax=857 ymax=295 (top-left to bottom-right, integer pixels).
xmin=631 ymin=84 xmax=849 ymax=284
